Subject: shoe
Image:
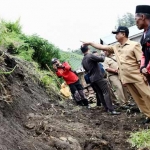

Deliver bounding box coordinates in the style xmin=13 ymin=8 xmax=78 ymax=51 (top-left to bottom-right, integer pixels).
xmin=127 ymin=103 xmax=135 ymax=106
xmin=142 ymin=118 xmax=150 ymax=124
xmin=120 ymin=105 xmax=130 ymax=110
xmin=108 ymin=110 xmax=121 ymax=115
xmin=87 ymin=105 xmax=91 ymax=109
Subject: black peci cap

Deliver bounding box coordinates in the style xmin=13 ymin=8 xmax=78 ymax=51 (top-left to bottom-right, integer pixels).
xmin=135 ymin=5 xmax=150 ymax=14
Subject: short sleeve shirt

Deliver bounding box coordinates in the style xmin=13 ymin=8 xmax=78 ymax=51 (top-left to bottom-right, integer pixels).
xmin=106 ymin=40 xmax=143 ymax=84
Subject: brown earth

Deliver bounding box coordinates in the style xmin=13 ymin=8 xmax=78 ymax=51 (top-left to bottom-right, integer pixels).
xmin=0 ymin=54 xmax=150 ymax=150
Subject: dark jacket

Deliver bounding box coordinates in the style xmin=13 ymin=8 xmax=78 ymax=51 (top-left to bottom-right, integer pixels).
xmin=82 ymin=53 xmax=105 ymax=83
xmin=140 ymin=25 xmax=150 ymax=73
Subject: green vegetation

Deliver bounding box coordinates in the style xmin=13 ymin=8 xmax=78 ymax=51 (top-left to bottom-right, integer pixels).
xmin=128 ymin=129 xmax=150 ymax=149
xmin=60 ymin=50 xmax=83 ymax=70
xmin=0 ymin=65 xmax=17 ymax=74
xmin=0 ymin=19 xmax=84 ymax=91
xmin=0 ymin=19 xmax=61 ymax=68
xmin=0 ymin=19 xmax=62 ymax=90
xmin=21 ymin=34 xmax=61 ymax=69
xmin=116 ymin=12 xmax=135 ymax=28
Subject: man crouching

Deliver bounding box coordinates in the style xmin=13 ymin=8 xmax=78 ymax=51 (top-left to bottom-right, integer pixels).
xmin=51 ymin=58 xmax=89 ymax=107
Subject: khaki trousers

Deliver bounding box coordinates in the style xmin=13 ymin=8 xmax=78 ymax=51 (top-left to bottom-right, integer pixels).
xmin=107 ymin=79 xmax=117 ymax=102
xmin=109 ymin=75 xmax=128 ymax=104
xmin=126 ymin=81 xmax=150 ymax=118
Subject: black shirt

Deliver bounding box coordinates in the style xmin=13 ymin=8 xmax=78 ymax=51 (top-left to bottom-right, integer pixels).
xmin=82 ymin=53 xmax=105 ymax=83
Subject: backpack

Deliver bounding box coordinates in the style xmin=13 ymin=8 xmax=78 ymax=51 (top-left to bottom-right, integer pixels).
xmin=99 ymin=63 xmax=107 ymax=78
xmin=84 ymin=73 xmax=91 ymax=84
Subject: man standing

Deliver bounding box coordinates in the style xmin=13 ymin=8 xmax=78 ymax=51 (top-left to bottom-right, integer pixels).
xmin=92 ymin=50 xmax=107 ymax=78
xmin=81 ymin=45 xmax=120 ymax=115
xmin=81 ymin=26 xmax=150 ymax=123
xmin=51 ymin=58 xmax=89 ymax=107
xmin=135 ymin=5 xmax=150 ymax=84
xmin=92 ymin=50 xmax=117 ymax=105
xmin=103 ymin=50 xmax=130 ymax=107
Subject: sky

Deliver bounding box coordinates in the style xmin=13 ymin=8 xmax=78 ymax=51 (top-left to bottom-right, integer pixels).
xmin=0 ymin=0 xmax=149 ymax=51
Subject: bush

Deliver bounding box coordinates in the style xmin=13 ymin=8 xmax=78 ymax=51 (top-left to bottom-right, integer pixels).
xmin=24 ymin=35 xmax=61 ymax=69
xmin=17 ymin=48 xmax=34 ymax=61
xmin=0 ymin=19 xmax=29 ymax=54
xmin=0 ymin=19 xmax=61 ymax=70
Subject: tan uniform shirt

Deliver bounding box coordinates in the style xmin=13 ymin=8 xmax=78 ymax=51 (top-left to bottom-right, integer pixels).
xmin=103 ymin=54 xmax=118 ymax=77
xmin=107 ymin=40 xmax=143 ymax=84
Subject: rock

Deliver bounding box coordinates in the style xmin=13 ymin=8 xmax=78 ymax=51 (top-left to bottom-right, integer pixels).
xmin=24 ymin=122 xmax=35 ymax=129
xmin=27 ymin=113 xmax=35 ymax=119
xmin=100 ymin=140 xmax=109 ymax=145
xmin=59 ymin=137 xmax=67 ymax=141
xmin=49 ymin=136 xmax=82 ymax=150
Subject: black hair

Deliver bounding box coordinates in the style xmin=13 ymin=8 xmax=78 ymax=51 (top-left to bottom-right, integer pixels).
xmin=92 ymin=50 xmax=97 ymax=54
xmin=137 ymin=13 xmax=150 ymax=19
xmin=124 ymin=32 xmax=129 ymax=38
xmin=80 ymin=45 xmax=89 ymax=53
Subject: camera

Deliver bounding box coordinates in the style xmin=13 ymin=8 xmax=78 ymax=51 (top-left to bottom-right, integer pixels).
xmin=56 ymin=63 xmax=59 ymax=67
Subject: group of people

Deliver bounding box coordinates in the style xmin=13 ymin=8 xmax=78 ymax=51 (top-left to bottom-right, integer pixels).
xmin=51 ymin=5 xmax=150 ymax=123
xmin=81 ymin=5 xmax=150 ymax=123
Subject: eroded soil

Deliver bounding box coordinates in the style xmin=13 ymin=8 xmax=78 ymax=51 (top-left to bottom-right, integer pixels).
xmin=0 ymin=54 xmax=149 ymax=150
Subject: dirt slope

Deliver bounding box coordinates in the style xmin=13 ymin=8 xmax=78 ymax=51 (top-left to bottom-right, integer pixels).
xmin=0 ymin=54 xmax=149 ymax=150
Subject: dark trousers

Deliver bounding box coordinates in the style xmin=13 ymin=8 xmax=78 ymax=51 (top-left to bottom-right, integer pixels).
xmin=69 ymin=80 xmax=88 ymax=106
xmin=91 ymin=79 xmax=114 ymax=111
xmin=91 ymin=84 xmax=102 ymax=106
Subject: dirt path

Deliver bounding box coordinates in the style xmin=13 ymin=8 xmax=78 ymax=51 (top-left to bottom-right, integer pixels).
xmin=24 ymin=99 xmax=150 ymax=150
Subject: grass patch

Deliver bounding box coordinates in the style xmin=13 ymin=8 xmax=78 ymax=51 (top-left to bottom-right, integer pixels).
xmin=17 ymin=48 xmax=34 ymax=61
xmin=128 ymin=129 xmax=150 ymax=149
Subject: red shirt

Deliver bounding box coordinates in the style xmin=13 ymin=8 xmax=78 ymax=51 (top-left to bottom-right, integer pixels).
xmin=141 ymin=54 xmax=150 ymax=74
xmin=56 ymin=62 xmax=78 ymax=85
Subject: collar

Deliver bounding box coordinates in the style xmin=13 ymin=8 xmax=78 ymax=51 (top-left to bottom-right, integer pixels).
xmin=118 ymin=39 xmax=130 ymax=47
xmin=144 ymin=24 xmax=150 ymax=32
xmin=84 ymin=52 xmax=89 ymax=56
xmin=109 ymin=54 xmax=115 ymax=58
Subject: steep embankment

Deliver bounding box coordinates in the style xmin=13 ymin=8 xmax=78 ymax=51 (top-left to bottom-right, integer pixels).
xmin=0 ymin=53 xmax=60 ymax=150
xmin=0 ymin=53 xmax=149 ymax=150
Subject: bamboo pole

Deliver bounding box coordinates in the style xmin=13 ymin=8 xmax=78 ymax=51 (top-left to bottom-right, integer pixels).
xmin=0 ymin=65 xmax=17 ymax=75
xmin=46 ymin=64 xmax=61 ymax=87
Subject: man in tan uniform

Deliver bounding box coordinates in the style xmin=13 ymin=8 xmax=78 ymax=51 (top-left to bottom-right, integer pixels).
xmin=81 ymin=26 xmax=150 ymax=123
xmin=103 ymin=50 xmax=130 ymax=107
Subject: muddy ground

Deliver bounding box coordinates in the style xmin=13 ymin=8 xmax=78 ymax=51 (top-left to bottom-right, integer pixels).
xmin=0 ymin=54 xmax=150 ymax=150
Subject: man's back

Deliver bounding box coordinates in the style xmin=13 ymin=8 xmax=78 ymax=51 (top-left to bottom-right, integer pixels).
xmin=82 ymin=53 xmax=104 ymax=83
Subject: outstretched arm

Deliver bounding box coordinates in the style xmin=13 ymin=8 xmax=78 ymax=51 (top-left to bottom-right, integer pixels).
xmin=90 ymin=53 xmax=105 ymax=62
xmin=80 ymin=41 xmax=114 ymax=52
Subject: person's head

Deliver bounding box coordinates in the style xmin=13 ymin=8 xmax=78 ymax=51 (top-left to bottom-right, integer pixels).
xmin=51 ymin=58 xmax=61 ymax=69
xmin=135 ymin=5 xmax=150 ymax=30
xmin=80 ymin=45 xmax=89 ymax=54
xmin=92 ymin=50 xmax=99 ymax=56
xmin=112 ymin=26 xmax=129 ymax=42
xmin=51 ymin=58 xmax=59 ymax=65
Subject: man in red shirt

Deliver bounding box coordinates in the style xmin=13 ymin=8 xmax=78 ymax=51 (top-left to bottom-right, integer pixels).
xmin=51 ymin=58 xmax=89 ymax=107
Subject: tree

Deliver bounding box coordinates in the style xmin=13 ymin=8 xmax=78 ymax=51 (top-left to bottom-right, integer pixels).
xmin=116 ymin=12 xmax=135 ymax=28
